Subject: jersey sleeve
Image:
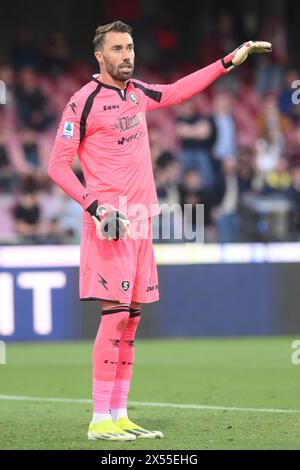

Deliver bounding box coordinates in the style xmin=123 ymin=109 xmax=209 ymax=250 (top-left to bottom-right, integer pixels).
xmin=48 ymin=94 xmax=97 ymax=210
xmin=143 ymin=59 xmax=228 ymax=112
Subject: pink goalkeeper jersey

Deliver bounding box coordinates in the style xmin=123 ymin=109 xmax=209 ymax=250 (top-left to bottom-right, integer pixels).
xmin=48 ymin=59 xmax=228 ymax=225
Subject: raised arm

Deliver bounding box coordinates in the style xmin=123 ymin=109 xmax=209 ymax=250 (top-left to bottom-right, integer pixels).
xmin=143 ymin=41 xmax=272 ymax=112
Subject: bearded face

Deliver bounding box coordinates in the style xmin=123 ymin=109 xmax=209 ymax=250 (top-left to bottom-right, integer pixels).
xmin=102 ymin=55 xmax=134 ymax=81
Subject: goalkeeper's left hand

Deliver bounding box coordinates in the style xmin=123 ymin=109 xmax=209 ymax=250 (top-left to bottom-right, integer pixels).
xmin=222 ymin=41 xmax=272 ymax=71
xmin=87 ymin=200 xmax=130 ymax=241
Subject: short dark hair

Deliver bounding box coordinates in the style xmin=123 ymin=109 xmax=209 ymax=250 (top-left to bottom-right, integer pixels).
xmin=93 ymin=20 xmax=133 ymax=52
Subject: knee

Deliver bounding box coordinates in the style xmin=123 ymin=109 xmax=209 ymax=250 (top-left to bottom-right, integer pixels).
xmin=100 ymin=305 xmax=131 ymax=335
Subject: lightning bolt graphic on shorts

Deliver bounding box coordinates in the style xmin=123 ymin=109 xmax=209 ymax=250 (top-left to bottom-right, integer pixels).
xmin=97 ymin=273 xmax=109 ymax=291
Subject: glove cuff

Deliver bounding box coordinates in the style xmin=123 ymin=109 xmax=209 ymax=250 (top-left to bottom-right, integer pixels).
xmin=86 ymin=200 xmax=98 ymax=217
xmin=86 ymin=201 xmax=110 ymax=221
xmin=221 ymin=56 xmax=234 ymax=70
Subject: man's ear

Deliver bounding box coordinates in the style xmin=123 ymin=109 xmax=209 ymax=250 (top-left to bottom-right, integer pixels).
xmin=95 ymin=51 xmax=103 ymax=65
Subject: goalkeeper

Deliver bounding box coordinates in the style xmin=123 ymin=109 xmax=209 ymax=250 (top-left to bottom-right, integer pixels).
xmin=48 ymin=20 xmax=271 ymax=441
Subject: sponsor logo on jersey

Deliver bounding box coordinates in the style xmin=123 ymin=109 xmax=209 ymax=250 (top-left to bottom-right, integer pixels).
xmin=111 ymin=112 xmax=143 ymax=132
xmin=118 ymin=130 xmax=145 ymax=145
xmin=63 ymin=121 xmax=74 ymax=139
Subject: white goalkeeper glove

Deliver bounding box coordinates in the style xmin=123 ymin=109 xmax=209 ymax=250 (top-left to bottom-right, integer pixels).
xmin=87 ymin=201 xmax=130 ymax=241
xmin=222 ymin=41 xmax=272 ymax=71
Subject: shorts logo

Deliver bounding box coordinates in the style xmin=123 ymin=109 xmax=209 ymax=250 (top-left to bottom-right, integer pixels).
xmin=121 ymin=281 xmax=130 ymax=292
xmin=146 ymin=284 xmax=159 ymax=292
xmin=97 ymin=273 xmax=109 ymax=291
xmin=128 ymin=92 xmax=139 ymax=105
xmin=63 ymin=121 xmax=74 ymax=139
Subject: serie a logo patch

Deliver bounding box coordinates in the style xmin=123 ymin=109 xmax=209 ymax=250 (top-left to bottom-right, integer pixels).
xmin=63 ymin=121 xmax=74 ymax=139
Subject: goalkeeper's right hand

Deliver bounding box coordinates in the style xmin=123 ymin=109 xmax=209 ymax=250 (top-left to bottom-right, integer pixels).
xmin=87 ymin=201 xmax=130 ymax=241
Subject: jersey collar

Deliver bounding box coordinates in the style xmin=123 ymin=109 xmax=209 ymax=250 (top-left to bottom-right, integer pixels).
xmin=92 ymin=75 xmax=131 ymax=101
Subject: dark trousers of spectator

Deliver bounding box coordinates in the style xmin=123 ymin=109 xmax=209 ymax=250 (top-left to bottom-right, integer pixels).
xmin=216 ymin=213 xmax=240 ymax=243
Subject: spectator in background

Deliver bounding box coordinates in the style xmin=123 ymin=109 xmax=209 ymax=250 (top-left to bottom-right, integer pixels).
xmin=40 ymin=184 xmax=83 ymax=243
xmin=256 ymin=15 xmax=288 ymax=95
xmin=242 ymin=11 xmax=260 ymax=38
xmin=262 ymin=157 xmax=291 ymax=196
xmin=255 ymin=95 xmax=289 ymax=186
xmin=40 ymin=31 xmax=70 ymax=76
xmin=255 ymin=126 xmax=284 ymax=183
xmin=287 ymin=124 xmax=300 ymax=166
xmin=152 ymin=11 xmax=179 ymax=72
xmin=212 ymin=92 xmax=237 ymax=169
xmin=153 ymin=151 xmax=180 ymax=243
xmin=13 ymin=176 xmax=41 ymax=243
xmin=198 ymin=12 xmax=237 ymax=67
xmin=12 ymin=29 xmax=39 ymax=72
xmin=18 ymin=127 xmax=41 ymax=171
xmin=213 ymin=158 xmax=240 ymax=242
xmin=155 ymin=151 xmax=180 ymax=206
xmin=278 ymin=68 xmax=300 ymax=120
xmin=148 ymin=126 xmax=165 ymax=165
xmin=179 ymin=169 xmax=214 ymax=241
xmin=257 ymin=94 xmax=290 ymax=140
xmin=0 ymin=129 xmax=16 ymax=192
xmin=287 ymin=164 xmax=300 ymax=236
xmin=14 ymin=67 xmax=54 ymax=131
xmin=57 ymin=192 xmax=83 ymax=241
xmin=176 ymin=99 xmax=216 ymax=189
xmin=42 ymin=217 xmax=63 ymax=244
xmin=237 ymin=146 xmax=256 ymax=195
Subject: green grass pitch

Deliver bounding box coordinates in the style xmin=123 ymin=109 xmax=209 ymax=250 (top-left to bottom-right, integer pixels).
xmin=0 ymin=337 xmax=300 ymax=450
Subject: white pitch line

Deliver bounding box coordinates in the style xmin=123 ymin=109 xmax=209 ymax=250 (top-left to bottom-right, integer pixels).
xmin=0 ymin=395 xmax=299 ymax=414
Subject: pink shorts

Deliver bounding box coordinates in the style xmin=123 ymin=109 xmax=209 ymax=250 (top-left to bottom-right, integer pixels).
xmin=79 ymin=218 xmax=159 ymax=304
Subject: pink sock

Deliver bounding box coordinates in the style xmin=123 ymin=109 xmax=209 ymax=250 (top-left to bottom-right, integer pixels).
xmin=110 ymin=309 xmax=141 ymax=411
xmin=93 ymin=307 xmax=130 ymax=414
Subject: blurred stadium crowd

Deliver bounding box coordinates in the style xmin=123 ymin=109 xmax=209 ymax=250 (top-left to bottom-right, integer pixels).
xmin=1 ymin=8 xmax=300 ymax=244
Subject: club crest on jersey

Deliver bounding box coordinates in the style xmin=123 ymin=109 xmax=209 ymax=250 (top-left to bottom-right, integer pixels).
xmin=128 ymin=92 xmax=139 ymax=105
xmin=63 ymin=121 xmax=74 ymax=139
xmin=121 ymin=281 xmax=130 ymax=292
